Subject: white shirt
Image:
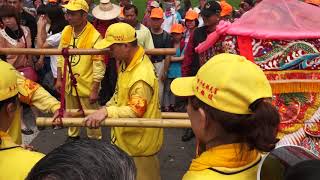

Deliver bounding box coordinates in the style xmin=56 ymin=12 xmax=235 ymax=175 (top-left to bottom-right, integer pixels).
xmin=46 ymin=32 xmax=62 ymax=78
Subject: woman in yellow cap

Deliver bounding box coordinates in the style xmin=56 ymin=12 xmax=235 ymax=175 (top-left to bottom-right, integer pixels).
xmin=171 ymin=53 xmax=280 ymax=180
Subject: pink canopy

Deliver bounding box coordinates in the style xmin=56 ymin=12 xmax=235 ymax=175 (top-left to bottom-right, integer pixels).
xmin=196 ymin=0 xmax=320 ymax=53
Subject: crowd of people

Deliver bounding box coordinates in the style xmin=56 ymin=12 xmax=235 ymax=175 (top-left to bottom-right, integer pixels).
xmin=1 ymin=0 xmax=320 ymax=180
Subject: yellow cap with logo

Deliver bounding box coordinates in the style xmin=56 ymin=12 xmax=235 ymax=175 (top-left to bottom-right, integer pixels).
xmin=0 ymin=61 xmax=27 ymax=101
xmin=171 ymin=53 xmax=272 ymax=114
xmin=62 ymin=0 xmax=89 ymax=13
xmin=95 ymin=22 xmax=136 ymax=49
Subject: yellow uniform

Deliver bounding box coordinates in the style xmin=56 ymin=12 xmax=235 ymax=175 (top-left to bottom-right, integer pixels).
xmin=0 ymin=131 xmax=44 ymax=180
xmin=7 ymin=72 xmax=60 ymax=144
xmin=106 ymin=46 xmax=163 ymax=180
xmin=57 ymin=22 xmax=105 ymax=139
xmin=183 ymin=144 xmax=261 ymax=180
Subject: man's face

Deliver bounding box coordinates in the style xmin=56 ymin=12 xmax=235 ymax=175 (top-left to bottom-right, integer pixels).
xmin=65 ymin=10 xmax=87 ymax=27
xmin=0 ymin=97 xmax=18 ymax=132
xmin=124 ymin=8 xmax=137 ymax=27
xmin=7 ymin=0 xmax=21 ymax=11
xmin=202 ymin=14 xmax=219 ymax=27
xmin=150 ymin=18 xmax=163 ymax=29
xmin=109 ymin=44 xmax=128 ymax=62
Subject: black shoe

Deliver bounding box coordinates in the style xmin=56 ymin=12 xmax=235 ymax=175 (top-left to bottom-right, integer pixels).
xmin=181 ymin=128 xmax=195 ymax=142
xmin=21 ymin=128 xmax=34 ymax=135
xmin=65 ymin=136 xmax=80 ymax=143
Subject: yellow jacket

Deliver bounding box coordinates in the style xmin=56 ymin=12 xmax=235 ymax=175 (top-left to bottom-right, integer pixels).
xmin=57 ymin=22 xmax=105 ymax=97
xmin=7 ymin=72 xmax=60 ymax=144
xmin=0 ymin=131 xmax=44 ymax=180
xmin=183 ymin=144 xmax=261 ymax=180
xmin=106 ymin=46 xmax=163 ymax=156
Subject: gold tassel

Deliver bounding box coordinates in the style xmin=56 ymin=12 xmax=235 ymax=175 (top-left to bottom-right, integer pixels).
xmin=270 ymin=81 xmax=320 ymax=94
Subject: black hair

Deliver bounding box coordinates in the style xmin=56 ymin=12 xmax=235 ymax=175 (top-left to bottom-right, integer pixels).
xmin=37 ymin=5 xmax=68 ymax=34
xmin=190 ymin=96 xmax=280 ymax=152
xmin=0 ymin=5 xmax=21 ymax=26
xmin=0 ymin=95 xmax=18 ymax=110
xmin=123 ymin=4 xmax=138 ymax=16
xmin=36 ymin=4 xmax=47 ymax=15
xmin=26 ymin=140 xmax=136 ymax=180
xmin=46 ymin=6 xmax=68 ymax=34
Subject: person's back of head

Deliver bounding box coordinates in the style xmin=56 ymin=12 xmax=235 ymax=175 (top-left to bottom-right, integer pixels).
xmin=26 ymin=139 xmax=136 ymax=180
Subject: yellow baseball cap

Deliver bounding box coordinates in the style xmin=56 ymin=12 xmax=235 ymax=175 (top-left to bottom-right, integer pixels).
xmin=0 ymin=61 xmax=27 ymax=101
xmin=171 ymin=53 xmax=272 ymax=114
xmin=95 ymin=22 xmax=136 ymax=49
xmin=62 ymin=0 xmax=89 ymax=13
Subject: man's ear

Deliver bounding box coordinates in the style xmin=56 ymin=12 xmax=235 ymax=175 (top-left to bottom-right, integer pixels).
xmin=198 ymin=107 xmax=209 ymax=130
xmin=6 ymin=102 xmax=17 ymax=119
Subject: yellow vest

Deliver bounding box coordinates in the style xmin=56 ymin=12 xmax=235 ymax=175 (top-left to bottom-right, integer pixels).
xmin=183 ymin=144 xmax=261 ymax=180
xmin=110 ymin=46 xmax=163 ymax=156
xmin=58 ymin=22 xmax=102 ymax=96
xmin=0 ymin=131 xmax=44 ymax=180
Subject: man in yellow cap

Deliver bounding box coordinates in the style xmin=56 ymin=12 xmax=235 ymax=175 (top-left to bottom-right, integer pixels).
xmin=0 ymin=61 xmax=45 ymax=180
xmin=85 ymin=22 xmax=163 ymax=180
xmin=55 ymin=0 xmax=105 ymax=141
xmin=1 ymin=59 xmax=61 ymax=145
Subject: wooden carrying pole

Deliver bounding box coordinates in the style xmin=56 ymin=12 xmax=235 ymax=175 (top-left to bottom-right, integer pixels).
xmin=0 ymin=48 xmax=176 ymax=55
xmin=67 ymin=109 xmax=189 ymax=119
xmin=37 ymin=118 xmax=191 ymax=128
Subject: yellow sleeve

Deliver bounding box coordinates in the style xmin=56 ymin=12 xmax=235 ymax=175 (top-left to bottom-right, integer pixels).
xmin=106 ymin=80 xmax=153 ymax=118
xmin=31 ymin=86 xmax=61 ymax=113
xmin=145 ymin=29 xmax=155 ymax=50
xmin=92 ymin=60 xmax=106 ymax=82
xmin=16 ymin=72 xmax=60 ymax=113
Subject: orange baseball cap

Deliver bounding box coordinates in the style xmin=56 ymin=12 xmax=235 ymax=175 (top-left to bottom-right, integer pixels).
xmin=150 ymin=7 xmax=164 ymax=19
xmin=185 ymin=10 xmax=198 ymax=20
xmin=220 ymin=0 xmax=233 ymax=17
xmin=170 ymin=23 xmax=184 ymax=34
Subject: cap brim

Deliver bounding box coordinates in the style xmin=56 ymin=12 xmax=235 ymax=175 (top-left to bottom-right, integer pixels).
xmin=62 ymin=4 xmax=85 ymax=12
xmin=94 ymin=38 xmax=114 ymax=49
xmin=170 ymin=77 xmax=195 ymax=97
xmin=150 ymin=15 xmax=163 ymax=19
